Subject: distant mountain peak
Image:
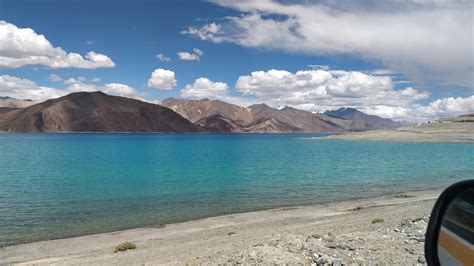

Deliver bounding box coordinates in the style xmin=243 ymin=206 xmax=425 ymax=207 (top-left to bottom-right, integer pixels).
xmin=324 ymin=107 xmax=402 ymax=130
xmin=325 ymin=107 xmax=360 ymax=117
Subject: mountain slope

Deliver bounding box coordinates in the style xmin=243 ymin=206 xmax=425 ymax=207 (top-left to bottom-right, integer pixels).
xmin=0 ymin=92 xmax=201 ymax=132
xmin=325 ymin=107 xmax=402 ymax=130
xmin=161 ymin=98 xmax=251 ymax=124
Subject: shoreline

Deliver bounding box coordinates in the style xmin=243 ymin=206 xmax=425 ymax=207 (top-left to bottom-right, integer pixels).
xmin=1 ymin=189 xmax=441 ymax=265
xmin=0 ymin=187 xmax=439 ymax=248
xmin=320 ymin=123 xmax=474 ymax=144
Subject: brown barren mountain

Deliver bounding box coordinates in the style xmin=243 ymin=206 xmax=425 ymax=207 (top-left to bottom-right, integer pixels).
xmin=0 ymin=92 xmax=201 ymax=132
xmin=161 ymin=98 xmax=352 ymax=133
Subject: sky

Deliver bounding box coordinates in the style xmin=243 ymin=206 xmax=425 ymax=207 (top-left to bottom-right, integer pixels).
xmin=0 ymin=0 xmax=473 ymax=121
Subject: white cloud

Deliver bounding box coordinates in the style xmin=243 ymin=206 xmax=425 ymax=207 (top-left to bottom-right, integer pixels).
xmin=0 ymin=75 xmax=67 ymax=100
xmin=48 ymin=74 xmax=62 ymax=82
xmin=103 ymin=83 xmax=136 ymax=97
xmin=156 ymin=53 xmax=171 ymax=62
xmin=184 ymin=0 xmax=473 ymax=86
xmin=65 ymin=78 xmax=138 ymax=98
xmin=177 ymin=52 xmax=199 ymax=61
xmin=180 ymin=77 xmax=257 ymax=107
xmin=193 ymin=48 xmax=203 ymax=56
xmin=0 ymin=75 xmax=139 ymax=101
xmin=417 ymin=96 xmax=474 ymax=119
xmin=147 ymin=68 xmax=176 ymax=90
xmin=361 ymin=95 xmax=474 ymax=122
xmin=181 ymin=77 xmax=229 ymax=99
xmin=0 ymin=20 xmax=115 ymax=69
xmin=182 ymin=23 xmax=221 ymax=41
xmin=177 ymin=48 xmax=204 ymax=61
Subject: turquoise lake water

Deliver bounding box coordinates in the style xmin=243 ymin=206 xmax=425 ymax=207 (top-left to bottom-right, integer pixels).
xmin=0 ymin=133 xmax=473 ymax=247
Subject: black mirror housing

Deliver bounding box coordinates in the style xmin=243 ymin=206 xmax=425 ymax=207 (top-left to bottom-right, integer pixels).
xmin=425 ymin=179 xmax=474 ymax=265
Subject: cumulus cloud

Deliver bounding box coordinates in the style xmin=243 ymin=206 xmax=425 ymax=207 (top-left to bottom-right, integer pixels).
xmin=156 ymin=53 xmax=171 ymax=62
xmin=417 ymin=96 xmax=474 ymax=119
xmin=182 ymin=23 xmax=221 ymax=41
xmin=177 ymin=48 xmax=204 ymax=61
xmin=103 ymin=83 xmax=136 ymax=96
xmin=65 ymin=78 xmax=137 ymax=97
xmin=0 ymin=20 xmax=115 ymax=69
xmin=180 ymin=77 xmax=257 ymax=107
xmin=181 ymin=77 xmax=229 ymax=99
xmin=0 ymin=75 xmax=67 ymax=100
xmin=360 ymin=96 xmax=474 ymax=122
xmin=184 ymin=0 xmax=473 ymax=86
xmin=235 ymin=69 xmax=430 ymax=111
xmin=0 ymin=75 xmax=138 ymax=101
xmin=147 ymin=68 xmax=177 ymax=89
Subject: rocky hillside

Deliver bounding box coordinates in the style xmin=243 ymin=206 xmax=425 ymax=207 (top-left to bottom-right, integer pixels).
xmin=0 ymin=92 xmax=202 ymax=132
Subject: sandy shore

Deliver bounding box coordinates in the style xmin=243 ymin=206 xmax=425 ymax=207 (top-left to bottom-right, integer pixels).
xmin=322 ymin=122 xmax=474 ymax=143
xmin=0 ymin=189 xmax=440 ymax=265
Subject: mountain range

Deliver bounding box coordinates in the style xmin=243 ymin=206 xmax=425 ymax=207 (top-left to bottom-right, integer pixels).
xmin=0 ymin=92 xmax=403 ymax=132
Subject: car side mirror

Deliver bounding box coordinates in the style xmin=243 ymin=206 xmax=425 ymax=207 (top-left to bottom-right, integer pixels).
xmin=425 ymin=179 xmax=474 ymax=265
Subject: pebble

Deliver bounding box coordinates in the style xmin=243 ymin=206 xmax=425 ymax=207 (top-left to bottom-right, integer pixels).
xmin=315 ymin=255 xmax=330 ymax=264
xmin=405 ymin=247 xmax=416 ymax=254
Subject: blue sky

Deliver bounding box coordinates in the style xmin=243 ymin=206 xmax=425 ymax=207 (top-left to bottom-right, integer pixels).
xmin=0 ymin=0 xmax=473 ymax=121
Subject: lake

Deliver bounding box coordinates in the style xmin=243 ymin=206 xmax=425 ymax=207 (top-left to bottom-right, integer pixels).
xmin=0 ymin=133 xmax=472 ymax=247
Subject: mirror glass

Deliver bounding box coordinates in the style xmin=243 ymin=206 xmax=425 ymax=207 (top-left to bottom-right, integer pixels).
xmin=437 ymin=187 xmax=474 ymax=265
